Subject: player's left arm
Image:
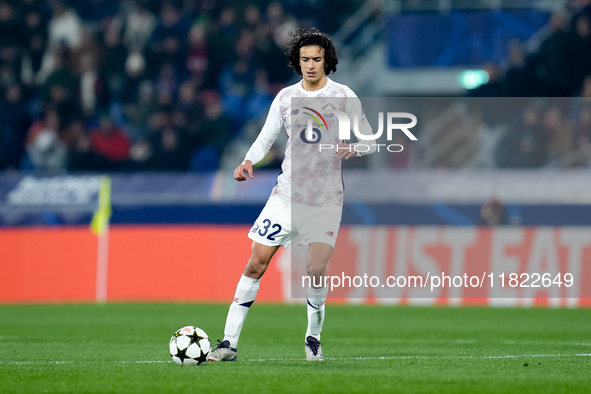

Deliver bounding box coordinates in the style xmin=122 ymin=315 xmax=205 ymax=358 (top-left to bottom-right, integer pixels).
xmin=336 ymin=88 xmax=376 ymax=160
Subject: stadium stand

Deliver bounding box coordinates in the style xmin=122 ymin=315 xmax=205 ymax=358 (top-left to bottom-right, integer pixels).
xmin=0 ymin=0 xmax=362 ymax=172
xmin=0 ymin=0 xmax=589 ymax=173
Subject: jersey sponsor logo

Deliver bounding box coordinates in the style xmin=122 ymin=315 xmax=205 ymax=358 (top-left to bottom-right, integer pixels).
xmin=325 ymin=230 xmax=334 ymax=237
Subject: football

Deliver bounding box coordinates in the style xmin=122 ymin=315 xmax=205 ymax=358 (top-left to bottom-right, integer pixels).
xmin=169 ymin=326 xmax=211 ymax=365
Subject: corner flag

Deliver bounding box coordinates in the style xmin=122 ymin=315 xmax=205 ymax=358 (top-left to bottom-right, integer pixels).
xmin=90 ymin=176 xmax=112 ymax=235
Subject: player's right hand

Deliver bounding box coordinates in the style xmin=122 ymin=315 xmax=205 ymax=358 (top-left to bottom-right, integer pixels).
xmin=234 ymin=160 xmax=254 ymax=181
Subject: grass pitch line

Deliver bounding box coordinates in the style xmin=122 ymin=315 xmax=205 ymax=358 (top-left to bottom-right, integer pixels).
xmin=501 ymin=340 xmax=591 ymax=347
xmin=383 ymin=338 xmax=591 ymax=346
xmin=247 ymin=353 xmax=591 ymax=362
xmin=0 ymin=360 xmax=171 ymax=366
xmin=2 ymin=353 xmax=590 ymax=366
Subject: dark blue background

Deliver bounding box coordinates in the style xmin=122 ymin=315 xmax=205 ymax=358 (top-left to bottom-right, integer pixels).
xmin=387 ymin=10 xmax=550 ymax=68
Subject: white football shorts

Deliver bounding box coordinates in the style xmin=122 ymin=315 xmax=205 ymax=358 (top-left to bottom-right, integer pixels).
xmin=248 ymin=195 xmax=342 ymax=248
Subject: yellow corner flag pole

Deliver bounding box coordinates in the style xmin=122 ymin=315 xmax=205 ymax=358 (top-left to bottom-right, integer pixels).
xmin=91 ymin=176 xmax=112 ymax=303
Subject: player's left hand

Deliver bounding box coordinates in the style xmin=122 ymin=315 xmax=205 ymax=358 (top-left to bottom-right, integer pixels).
xmin=335 ymin=142 xmax=356 ymax=160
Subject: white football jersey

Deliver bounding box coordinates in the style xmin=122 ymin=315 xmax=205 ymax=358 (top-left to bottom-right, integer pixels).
xmin=244 ymin=78 xmax=372 ymax=206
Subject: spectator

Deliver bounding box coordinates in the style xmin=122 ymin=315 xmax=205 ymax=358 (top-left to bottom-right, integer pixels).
xmin=575 ymin=104 xmax=591 ymax=143
xmin=22 ymin=0 xmax=51 ymax=17
xmin=101 ymin=26 xmax=128 ymax=92
xmin=227 ymin=30 xmax=258 ymax=97
xmin=192 ymin=90 xmax=231 ymax=164
xmin=47 ymin=0 xmax=84 ymax=50
xmin=175 ymin=80 xmax=202 ymax=136
xmin=258 ymin=26 xmax=293 ymax=89
xmin=0 ymin=123 xmax=20 ymax=170
xmin=77 ymin=50 xmax=108 ymax=117
xmin=478 ymin=199 xmax=509 ymax=226
xmin=200 ymin=6 xmax=237 ymax=89
xmin=156 ymin=62 xmax=179 ymax=96
xmin=186 ymin=24 xmax=208 ymax=77
xmin=505 ymin=40 xmax=542 ymax=97
xmin=582 ymin=75 xmax=591 ymax=99
xmin=21 ymin=7 xmax=49 ymax=82
xmin=0 ymin=1 xmax=22 ymax=88
xmin=75 ymin=0 xmax=119 ymax=30
xmin=243 ymin=5 xmax=268 ymax=43
xmin=123 ymin=1 xmax=156 ymax=52
xmin=125 ymin=80 xmax=156 ymax=141
xmin=90 ymin=114 xmax=131 ymax=165
xmin=572 ymin=104 xmax=591 ymax=166
xmin=266 ymin=2 xmax=297 ymax=40
xmin=537 ymin=10 xmax=573 ymax=97
xmin=67 ymin=117 xmax=112 ymax=171
xmin=146 ymin=127 xmax=189 ymax=170
xmin=496 ymin=101 xmax=547 ymax=168
xmin=570 ymin=14 xmax=591 ymax=93
xmin=0 ymin=1 xmax=21 ymax=48
xmin=544 ymin=105 xmax=574 ymax=161
xmin=119 ymin=52 xmax=146 ymax=104
xmin=42 ymin=47 xmax=77 ymax=103
xmin=0 ymin=84 xmax=30 ymax=167
xmin=0 ymin=82 xmax=27 ymax=169
xmin=26 ymin=108 xmax=67 ymax=171
xmin=217 ymin=6 xmax=238 ymax=47
xmin=148 ymin=2 xmax=190 ymax=76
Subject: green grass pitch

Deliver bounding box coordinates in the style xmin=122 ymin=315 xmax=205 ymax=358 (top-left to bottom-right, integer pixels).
xmin=1 ymin=303 xmax=590 ymax=393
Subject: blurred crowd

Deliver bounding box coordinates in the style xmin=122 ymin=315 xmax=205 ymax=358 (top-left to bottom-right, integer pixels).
xmin=0 ymin=0 xmax=590 ymax=173
xmin=492 ymin=96 xmax=591 ymax=168
xmin=469 ymin=6 xmax=591 ymax=168
xmin=0 ymin=0 xmax=359 ymax=172
xmin=470 ymin=8 xmax=591 ymax=99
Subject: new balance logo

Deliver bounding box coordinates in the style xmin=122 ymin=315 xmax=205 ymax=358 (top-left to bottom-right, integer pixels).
xmin=325 ymin=230 xmax=334 ymax=237
xmin=233 ymin=297 xmax=239 ymax=303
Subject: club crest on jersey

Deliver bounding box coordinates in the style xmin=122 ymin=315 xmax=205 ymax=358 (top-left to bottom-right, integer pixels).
xmin=300 ymin=106 xmax=327 ymax=144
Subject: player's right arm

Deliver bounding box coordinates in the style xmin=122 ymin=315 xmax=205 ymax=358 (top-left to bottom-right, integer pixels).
xmin=234 ymin=94 xmax=283 ymax=182
xmin=234 ymin=159 xmax=253 ymax=181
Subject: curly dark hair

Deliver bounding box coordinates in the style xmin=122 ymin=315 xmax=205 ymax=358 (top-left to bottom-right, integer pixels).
xmin=285 ymin=28 xmax=338 ymax=76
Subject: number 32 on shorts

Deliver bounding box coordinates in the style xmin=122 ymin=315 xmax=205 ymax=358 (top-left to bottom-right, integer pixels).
xmin=256 ymin=218 xmax=282 ymax=241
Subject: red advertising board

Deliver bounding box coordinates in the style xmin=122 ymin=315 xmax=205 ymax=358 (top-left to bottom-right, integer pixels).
xmin=0 ymin=226 xmax=589 ymax=306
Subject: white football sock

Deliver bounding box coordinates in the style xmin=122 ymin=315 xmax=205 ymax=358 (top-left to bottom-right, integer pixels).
xmin=223 ymin=274 xmax=260 ymax=348
xmin=306 ymin=285 xmax=328 ymax=341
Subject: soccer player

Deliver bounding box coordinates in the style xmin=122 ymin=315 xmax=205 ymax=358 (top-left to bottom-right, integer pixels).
xmin=207 ymin=27 xmax=374 ymax=362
